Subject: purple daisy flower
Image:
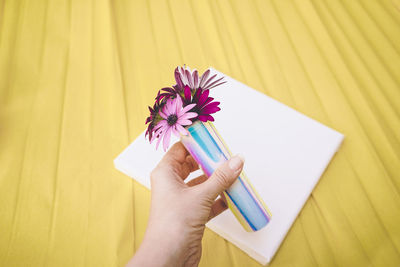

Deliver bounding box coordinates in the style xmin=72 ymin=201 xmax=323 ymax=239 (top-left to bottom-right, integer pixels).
xmin=155 ymin=66 xmax=226 ymax=103
xmin=151 ymin=95 xmax=197 ymax=151
xmin=175 ymin=66 xmax=226 ymax=91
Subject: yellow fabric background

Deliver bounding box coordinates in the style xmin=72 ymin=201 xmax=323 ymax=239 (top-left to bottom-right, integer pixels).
xmin=1 ymin=0 xmax=399 ymax=266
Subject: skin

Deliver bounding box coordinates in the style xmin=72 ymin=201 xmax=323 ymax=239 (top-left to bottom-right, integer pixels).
xmin=127 ymin=142 xmax=245 ymax=267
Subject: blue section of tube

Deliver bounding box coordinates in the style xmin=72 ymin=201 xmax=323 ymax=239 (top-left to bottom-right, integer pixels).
xmin=186 ymin=121 xmax=269 ymax=231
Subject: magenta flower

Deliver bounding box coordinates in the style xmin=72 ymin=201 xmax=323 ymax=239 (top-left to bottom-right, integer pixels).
xmin=155 ymin=87 xmax=176 ymax=103
xmin=183 ymin=85 xmax=221 ymax=122
xmin=151 ymin=95 xmax=197 ymax=151
xmin=145 ymin=100 xmax=164 ymax=142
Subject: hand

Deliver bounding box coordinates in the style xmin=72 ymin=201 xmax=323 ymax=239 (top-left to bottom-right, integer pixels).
xmin=127 ymin=141 xmax=245 ymax=267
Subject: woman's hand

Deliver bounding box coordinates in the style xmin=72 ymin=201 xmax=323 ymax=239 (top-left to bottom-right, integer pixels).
xmin=127 ymin=141 xmax=244 ymax=267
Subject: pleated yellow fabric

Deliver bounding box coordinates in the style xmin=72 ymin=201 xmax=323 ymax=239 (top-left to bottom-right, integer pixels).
xmin=0 ymin=0 xmax=399 ymax=266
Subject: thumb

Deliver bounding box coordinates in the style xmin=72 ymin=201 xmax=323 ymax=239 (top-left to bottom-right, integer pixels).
xmin=199 ymin=154 xmax=245 ymax=200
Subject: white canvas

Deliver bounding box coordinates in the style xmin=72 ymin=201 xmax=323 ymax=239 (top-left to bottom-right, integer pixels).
xmin=114 ymin=68 xmax=344 ymax=265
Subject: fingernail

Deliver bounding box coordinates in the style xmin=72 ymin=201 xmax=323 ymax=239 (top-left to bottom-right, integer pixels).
xmin=229 ymin=154 xmax=245 ymax=171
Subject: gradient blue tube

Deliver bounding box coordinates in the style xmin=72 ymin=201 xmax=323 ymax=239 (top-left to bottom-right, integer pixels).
xmin=180 ymin=121 xmax=271 ymax=231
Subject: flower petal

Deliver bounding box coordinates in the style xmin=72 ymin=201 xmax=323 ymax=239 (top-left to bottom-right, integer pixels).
xmin=199 ymin=69 xmax=210 ymax=88
xmin=202 ymin=73 xmax=217 ymax=89
xmin=193 ymin=70 xmax=199 ymax=89
xmin=198 ymin=115 xmax=214 ymax=122
xmin=155 ymin=93 xmax=169 ymax=102
xmin=178 ymin=103 xmax=196 ymax=116
xmin=198 ymin=115 xmax=208 ymax=122
xmin=203 ymin=76 xmax=225 ymax=90
xmin=153 ymin=125 xmax=165 ymax=139
xmin=202 ymin=106 xmax=221 ymax=114
xmin=177 ymin=119 xmax=193 ymax=126
xmin=206 ymin=115 xmax=215 ymax=121
xmin=171 ymin=125 xmax=180 ymax=137
xmin=165 ymin=98 xmax=174 ymax=115
xmin=203 ymin=97 xmax=214 ymax=107
xmin=156 ymin=95 xmax=165 ymax=102
xmin=185 ymin=69 xmax=193 ymax=88
xmin=176 ymin=124 xmax=188 ymax=135
xmin=206 ymin=81 xmax=226 ymax=90
xmin=159 ymin=110 xmax=168 ymax=119
xmin=175 ymin=67 xmax=184 ymax=89
xmin=179 ymin=112 xmax=197 ymax=120
xmin=156 ymin=131 xmax=163 ymax=150
xmin=150 ymin=129 xmax=159 ymax=144
xmin=176 ymin=95 xmax=183 ymax=114
xmin=169 ymin=98 xmax=176 ymax=114
xmin=179 ymin=66 xmax=187 ymax=85
xmin=149 ymin=132 xmax=154 ymax=144
xmin=203 ymin=101 xmax=220 ymax=109
xmin=184 ymin=86 xmax=191 ymax=103
xmin=162 ymin=87 xmax=175 ymax=93
xmin=198 ymin=89 xmax=209 ymax=107
xmin=193 ymin=88 xmax=202 ymax=103
xmin=163 ymin=103 xmax=170 ymax=115
xmin=154 ymin=120 xmax=167 ymax=130
xmin=163 ymin=127 xmax=172 ymax=151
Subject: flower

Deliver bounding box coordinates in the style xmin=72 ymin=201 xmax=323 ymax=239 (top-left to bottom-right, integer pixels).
xmin=155 ymin=66 xmax=226 ymax=103
xmin=151 ymin=95 xmax=197 ymax=151
xmin=182 ymin=85 xmax=221 ymax=122
xmin=175 ymin=66 xmax=226 ymax=91
xmin=146 ymin=66 xmax=225 ymax=150
xmin=145 ymin=100 xmax=164 ymax=142
xmin=155 ymin=87 xmax=176 ymax=103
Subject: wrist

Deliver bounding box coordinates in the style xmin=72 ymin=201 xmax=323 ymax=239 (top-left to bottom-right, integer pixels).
xmin=128 ymin=223 xmax=186 ymax=267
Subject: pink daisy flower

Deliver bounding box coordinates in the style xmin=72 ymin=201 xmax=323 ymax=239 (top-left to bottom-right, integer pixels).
xmin=151 ymin=95 xmax=197 ymax=151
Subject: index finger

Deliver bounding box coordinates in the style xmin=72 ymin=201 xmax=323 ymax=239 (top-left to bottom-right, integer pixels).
xmin=161 ymin=141 xmax=189 ymax=165
xmin=158 ymin=141 xmax=199 ymax=179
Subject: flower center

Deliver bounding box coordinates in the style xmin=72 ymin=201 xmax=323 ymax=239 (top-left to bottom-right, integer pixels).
xmin=167 ymin=114 xmax=178 ymax=126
